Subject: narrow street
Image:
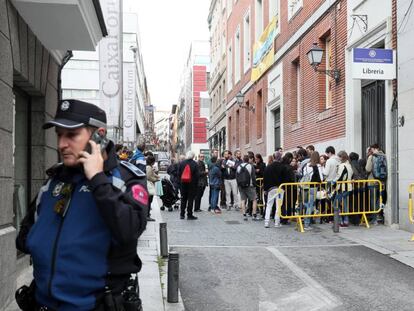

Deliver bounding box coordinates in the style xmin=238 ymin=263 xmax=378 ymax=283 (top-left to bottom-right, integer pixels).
xmin=162 ymin=191 xmax=414 ymax=311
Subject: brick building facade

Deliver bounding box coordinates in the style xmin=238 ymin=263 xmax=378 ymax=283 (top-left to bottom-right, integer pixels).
xmin=279 ymin=0 xmax=347 ymax=151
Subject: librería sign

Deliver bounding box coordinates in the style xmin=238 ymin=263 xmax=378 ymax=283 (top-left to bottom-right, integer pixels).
xmin=352 ymin=48 xmax=396 ymax=80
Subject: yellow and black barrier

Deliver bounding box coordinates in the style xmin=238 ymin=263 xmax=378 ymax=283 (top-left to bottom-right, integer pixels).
xmin=277 ymin=179 xmax=383 ymax=233
xmin=409 ymin=183 xmax=414 ymax=241
xmin=256 ymin=178 xmax=264 ymax=210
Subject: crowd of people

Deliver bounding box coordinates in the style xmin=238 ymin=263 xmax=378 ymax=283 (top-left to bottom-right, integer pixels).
xmin=163 ymin=144 xmax=387 ymax=231
xmin=115 ymin=138 xmax=387 ymax=232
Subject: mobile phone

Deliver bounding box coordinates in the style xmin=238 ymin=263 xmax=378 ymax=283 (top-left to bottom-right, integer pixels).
xmin=85 ymin=130 xmax=109 ymax=154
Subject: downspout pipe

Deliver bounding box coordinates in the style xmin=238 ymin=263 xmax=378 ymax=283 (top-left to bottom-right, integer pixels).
xmin=58 ymin=50 xmax=73 ymax=103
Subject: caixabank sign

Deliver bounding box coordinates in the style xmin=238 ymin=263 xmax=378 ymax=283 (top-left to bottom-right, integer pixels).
xmin=352 ymin=48 xmax=396 ymax=80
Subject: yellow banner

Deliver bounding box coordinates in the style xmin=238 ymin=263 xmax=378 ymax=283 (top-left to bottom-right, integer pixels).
xmin=251 ymin=16 xmax=278 ymax=82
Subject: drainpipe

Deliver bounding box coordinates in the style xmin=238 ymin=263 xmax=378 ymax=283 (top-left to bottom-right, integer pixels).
xmin=58 ymin=50 xmax=73 ymax=102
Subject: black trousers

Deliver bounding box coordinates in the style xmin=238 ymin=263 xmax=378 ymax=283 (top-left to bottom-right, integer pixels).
xmin=194 ymin=185 xmax=206 ymax=211
xmin=180 ymin=185 xmax=196 ymax=216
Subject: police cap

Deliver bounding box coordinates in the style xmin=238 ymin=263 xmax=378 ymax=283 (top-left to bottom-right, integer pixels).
xmin=43 ymin=99 xmax=107 ymax=129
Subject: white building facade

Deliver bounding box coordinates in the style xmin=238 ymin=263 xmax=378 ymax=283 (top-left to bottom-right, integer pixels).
xmin=345 ymin=0 xmax=397 ymax=225
xmin=397 ymin=0 xmax=414 ymax=231
xmin=62 ymin=4 xmax=148 ymax=145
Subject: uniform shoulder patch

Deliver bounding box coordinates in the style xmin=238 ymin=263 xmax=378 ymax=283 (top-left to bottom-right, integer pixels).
xmin=120 ymin=161 xmax=146 ymax=178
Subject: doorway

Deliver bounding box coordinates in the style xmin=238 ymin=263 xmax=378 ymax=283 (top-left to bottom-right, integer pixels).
xmin=361 ymin=80 xmax=385 ymax=156
xmin=274 ymin=108 xmax=281 ymax=149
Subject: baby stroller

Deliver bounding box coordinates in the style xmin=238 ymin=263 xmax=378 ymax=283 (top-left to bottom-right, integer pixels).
xmin=160 ymin=177 xmax=180 ymax=212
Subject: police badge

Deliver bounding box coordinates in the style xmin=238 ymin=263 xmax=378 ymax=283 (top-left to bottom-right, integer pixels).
xmin=52 ymin=182 xmax=65 ymax=197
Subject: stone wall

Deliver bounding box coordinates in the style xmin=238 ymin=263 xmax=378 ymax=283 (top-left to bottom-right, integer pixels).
xmin=0 ymin=0 xmax=60 ymax=308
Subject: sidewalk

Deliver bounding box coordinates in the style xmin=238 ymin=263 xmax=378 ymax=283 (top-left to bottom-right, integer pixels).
xmin=319 ymin=224 xmax=414 ymax=268
xmin=139 ymin=196 xmax=185 ymax=311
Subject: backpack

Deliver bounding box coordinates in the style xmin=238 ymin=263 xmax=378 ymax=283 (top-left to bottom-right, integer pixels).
xmin=181 ymin=164 xmax=192 ymax=183
xmin=372 ymin=154 xmax=387 ymax=180
xmin=236 ymin=164 xmax=251 ymax=188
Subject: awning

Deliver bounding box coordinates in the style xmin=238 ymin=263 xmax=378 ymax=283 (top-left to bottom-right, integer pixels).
xmin=12 ymin=0 xmax=107 ymax=52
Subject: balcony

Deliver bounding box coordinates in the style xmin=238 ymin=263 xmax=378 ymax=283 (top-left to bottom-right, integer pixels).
xmin=12 ymin=0 xmax=107 ymax=52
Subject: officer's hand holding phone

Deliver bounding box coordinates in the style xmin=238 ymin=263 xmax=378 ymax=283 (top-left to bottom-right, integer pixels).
xmin=78 ymin=131 xmax=107 ymax=180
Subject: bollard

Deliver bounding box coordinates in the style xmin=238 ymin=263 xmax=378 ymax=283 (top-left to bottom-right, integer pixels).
xmin=167 ymin=252 xmax=179 ymax=303
xmin=333 ymin=205 xmax=340 ymax=233
xmin=159 ymin=223 xmax=168 ymax=258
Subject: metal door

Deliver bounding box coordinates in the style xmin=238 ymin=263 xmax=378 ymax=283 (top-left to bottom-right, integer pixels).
xmin=361 ymin=80 xmax=385 ymax=156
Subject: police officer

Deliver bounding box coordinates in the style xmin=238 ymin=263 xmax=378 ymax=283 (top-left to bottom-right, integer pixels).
xmin=16 ymin=100 xmax=148 ymax=310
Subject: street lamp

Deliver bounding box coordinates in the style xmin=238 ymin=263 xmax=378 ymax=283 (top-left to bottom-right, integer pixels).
xmin=306 ymin=43 xmax=340 ymax=84
xmin=236 ymin=91 xmax=255 ymax=112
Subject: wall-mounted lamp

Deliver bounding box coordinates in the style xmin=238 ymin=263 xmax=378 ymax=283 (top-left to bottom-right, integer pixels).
xmin=306 ymin=43 xmax=341 ymax=84
xmin=236 ymin=91 xmax=255 ymax=112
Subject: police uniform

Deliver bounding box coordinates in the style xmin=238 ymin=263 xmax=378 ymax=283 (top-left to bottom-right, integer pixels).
xmin=16 ymin=100 xmax=148 ymax=310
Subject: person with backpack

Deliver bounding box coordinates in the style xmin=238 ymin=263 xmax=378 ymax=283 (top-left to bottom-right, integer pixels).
xmin=365 ymin=143 xmax=387 ymax=224
xmin=178 ymin=151 xmax=199 ymax=220
xmin=129 ymin=135 xmax=147 ymax=173
xmin=236 ymin=155 xmax=258 ymax=221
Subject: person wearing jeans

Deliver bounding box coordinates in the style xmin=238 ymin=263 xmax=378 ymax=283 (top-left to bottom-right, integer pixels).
xmin=335 ymin=151 xmax=354 ymax=227
xmin=221 ymin=150 xmax=239 ymax=210
xmin=208 ymin=156 xmax=222 ymax=213
xmin=301 ymin=152 xmax=324 ymax=230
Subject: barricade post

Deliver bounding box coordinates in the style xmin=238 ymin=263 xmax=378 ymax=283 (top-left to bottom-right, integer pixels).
xmin=256 ymin=178 xmax=264 ymax=212
xmin=277 ymin=179 xmax=383 ymax=233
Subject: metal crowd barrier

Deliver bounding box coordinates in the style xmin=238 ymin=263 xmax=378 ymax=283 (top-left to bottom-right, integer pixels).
xmin=409 ymin=183 xmax=414 ymax=241
xmin=256 ymin=178 xmax=264 ymax=210
xmin=277 ymin=179 xmax=383 ymax=233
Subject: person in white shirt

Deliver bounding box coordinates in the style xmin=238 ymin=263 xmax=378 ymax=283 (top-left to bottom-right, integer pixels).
xmin=334 ymin=151 xmax=354 ymax=227
xmin=323 ymin=146 xmax=340 ymax=182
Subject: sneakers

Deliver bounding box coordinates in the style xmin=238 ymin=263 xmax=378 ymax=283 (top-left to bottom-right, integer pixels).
xmin=214 ymin=208 xmax=222 ymax=214
xmin=274 ymin=222 xmax=281 ymax=228
xmin=187 ymin=215 xmax=198 ymax=220
xmin=243 ymin=214 xmax=248 ymax=221
xmin=180 ymin=215 xmax=185 ymax=220
xmin=339 ymin=223 xmax=349 ymax=228
xmin=194 ymin=209 xmax=203 ymax=212
xmin=264 ymin=221 xmax=269 ymax=228
xmin=304 ymin=226 xmax=313 ymax=231
xmin=146 ymin=217 xmax=155 ymax=222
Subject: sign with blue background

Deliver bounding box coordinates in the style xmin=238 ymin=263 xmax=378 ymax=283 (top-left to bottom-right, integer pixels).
xmin=352 ymin=48 xmax=395 ymax=80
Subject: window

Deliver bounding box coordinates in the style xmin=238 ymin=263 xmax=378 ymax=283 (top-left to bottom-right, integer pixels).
xmin=256 ymin=90 xmax=263 ymax=138
xmin=234 ymin=28 xmax=241 ymax=82
xmin=288 ymin=0 xmax=303 ymax=20
xmin=325 ymin=37 xmax=333 ymax=109
xmin=227 ymin=44 xmax=233 ymax=92
xmin=255 ymin=0 xmax=263 ymax=40
xmin=228 ymin=116 xmax=232 ymax=149
xmin=269 ymin=0 xmax=279 ymax=20
xmin=296 ymin=62 xmax=302 ymax=121
xmin=245 ymin=101 xmax=250 ymax=144
xmin=243 ymin=11 xmax=251 ymax=72
xmin=236 ymin=110 xmax=240 ymax=147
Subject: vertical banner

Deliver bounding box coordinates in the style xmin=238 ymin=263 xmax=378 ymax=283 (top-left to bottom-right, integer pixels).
xmin=123 ymin=62 xmax=136 ymax=143
xmin=99 ymin=0 xmax=123 ymax=131
xmin=251 ymin=16 xmax=277 ymax=82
